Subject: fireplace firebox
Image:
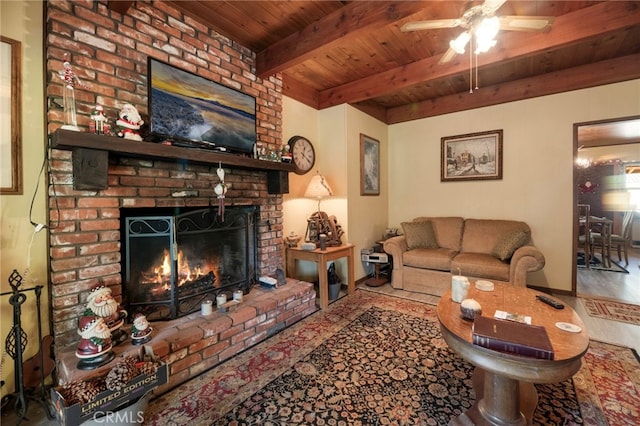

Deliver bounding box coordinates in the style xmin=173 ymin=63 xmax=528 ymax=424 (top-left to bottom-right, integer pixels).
xmin=122 ymin=206 xmax=258 ymax=320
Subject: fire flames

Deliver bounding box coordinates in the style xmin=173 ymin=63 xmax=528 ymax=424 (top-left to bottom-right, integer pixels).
xmin=142 ymin=249 xmax=219 ymax=287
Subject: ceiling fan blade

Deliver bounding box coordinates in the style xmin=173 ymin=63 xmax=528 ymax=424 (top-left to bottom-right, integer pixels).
xmin=499 ymin=16 xmax=555 ymax=32
xmin=438 ymin=47 xmax=458 ymax=64
xmin=481 ymin=0 xmax=508 ymax=16
xmin=401 ymin=19 xmax=460 ymax=32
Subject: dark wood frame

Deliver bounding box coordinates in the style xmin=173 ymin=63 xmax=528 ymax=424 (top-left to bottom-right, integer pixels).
xmin=360 ymin=133 xmax=380 ymax=195
xmin=1 ymin=36 xmax=22 ymax=194
xmin=441 ymin=129 xmax=503 ymax=182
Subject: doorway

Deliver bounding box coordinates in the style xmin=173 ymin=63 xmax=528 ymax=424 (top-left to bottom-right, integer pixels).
xmin=573 ymin=116 xmax=640 ymax=302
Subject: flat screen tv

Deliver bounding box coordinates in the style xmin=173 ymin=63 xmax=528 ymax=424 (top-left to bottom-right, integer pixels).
xmin=147 ymin=57 xmax=256 ymax=154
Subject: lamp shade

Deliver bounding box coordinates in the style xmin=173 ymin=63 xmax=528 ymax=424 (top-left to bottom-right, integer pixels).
xmin=304 ymin=172 xmax=333 ymax=200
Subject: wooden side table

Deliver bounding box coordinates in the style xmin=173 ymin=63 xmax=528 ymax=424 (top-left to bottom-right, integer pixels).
xmin=286 ymin=244 xmax=355 ymax=309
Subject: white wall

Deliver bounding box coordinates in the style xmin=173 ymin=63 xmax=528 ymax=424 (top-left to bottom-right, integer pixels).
xmin=388 ymin=80 xmax=640 ymax=292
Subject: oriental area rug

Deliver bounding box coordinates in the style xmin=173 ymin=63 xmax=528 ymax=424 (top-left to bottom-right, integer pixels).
xmin=582 ymin=297 xmax=640 ymax=326
xmin=145 ymin=291 xmax=640 ymax=425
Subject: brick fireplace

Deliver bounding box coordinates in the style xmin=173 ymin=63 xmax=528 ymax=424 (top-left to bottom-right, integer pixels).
xmin=45 ymin=0 xmax=290 ymax=352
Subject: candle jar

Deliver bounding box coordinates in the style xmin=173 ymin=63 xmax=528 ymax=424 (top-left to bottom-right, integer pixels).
xmin=319 ymin=234 xmax=327 ymax=250
xmin=216 ymin=294 xmax=227 ymax=308
xmin=201 ymin=300 xmax=213 ymax=316
xmin=451 ymin=275 xmax=470 ymax=303
xmin=233 ymin=290 xmax=243 ymax=303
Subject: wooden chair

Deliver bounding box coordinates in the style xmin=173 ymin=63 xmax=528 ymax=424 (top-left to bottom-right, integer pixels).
xmin=577 ymin=204 xmax=592 ymax=268
xmin=589 ymin=218 xmax=612 ymax=268
xmin=593 ymin=209 xmax=635 ymax=266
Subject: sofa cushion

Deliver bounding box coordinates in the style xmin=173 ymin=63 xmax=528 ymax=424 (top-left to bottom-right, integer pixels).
xmin=403 ymin=248 xmax=457 ymax=271
xmin=461 ymin=219 xmax=531 ymax=255
xmin=451 ymin=253 xmax=510 ymax=282
xmin=491 ymin=230 xmax=530 ymax=260
xmin=402 ymin=220 xmax=439 ymax=250
xmin=413 ymin=217 xmax=464 ymax=251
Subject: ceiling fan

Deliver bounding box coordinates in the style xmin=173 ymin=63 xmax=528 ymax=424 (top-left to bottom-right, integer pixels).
xmin=401 ymin=0 xmax=555 ymax=63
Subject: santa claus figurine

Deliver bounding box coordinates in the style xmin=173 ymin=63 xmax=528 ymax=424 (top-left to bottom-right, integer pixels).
xmin=75 ymin=315 xmax=115 ymax=369
xmin=85 ymin=283 xmax=128 ymax=345
xmin=116 ymin=103 xmax=144 ymax=141
xmin=130 ymin=313 xmax=152 ymax=345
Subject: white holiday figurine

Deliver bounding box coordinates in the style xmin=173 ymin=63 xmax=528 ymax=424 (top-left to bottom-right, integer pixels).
xmin=130 ymin=313 xmax=152 ymax=345
xmin=215 ymin=165 xmax=228 ymax=221
xmin=91 ymin=104 xmax=107 ymax=134
xmin=58 ymin=53 xmax=82 ymax=131
xmin=116 ymin=103 xmax=144 ymax=141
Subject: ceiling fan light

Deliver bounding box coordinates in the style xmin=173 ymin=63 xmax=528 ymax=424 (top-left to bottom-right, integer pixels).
xmin=449 ymin=31 xmax=470 ymax=54
xmin=475 ymin=38 xmax=497 ymax=54
xmin=475 ymin=16 xmax=500 ymax=41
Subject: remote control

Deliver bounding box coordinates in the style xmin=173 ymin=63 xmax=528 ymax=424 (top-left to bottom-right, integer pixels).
xmin=536 ymin=295 xmax=565 ymax=309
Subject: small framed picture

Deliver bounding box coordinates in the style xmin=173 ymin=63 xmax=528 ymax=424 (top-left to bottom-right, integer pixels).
xmin=360 ymin=134 xmax=380 ymax=195
xmin=441 ymin=129 xmax=503 ymax=182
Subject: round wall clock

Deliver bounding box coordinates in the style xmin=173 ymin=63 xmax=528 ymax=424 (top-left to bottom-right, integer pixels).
xmin=288 ymin=136 xmax=316 ymax=175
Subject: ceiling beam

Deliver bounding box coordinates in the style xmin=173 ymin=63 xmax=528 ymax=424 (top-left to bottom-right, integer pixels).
xmin=385 ymin=54 xmax=640 ymax=124
xmin=282 ymin=74 xmax=320 ymax=109
xmin=255 ymin=1 xmax=430 ymax=78
xmin=318 ymin=1 xmax=640 ymax=109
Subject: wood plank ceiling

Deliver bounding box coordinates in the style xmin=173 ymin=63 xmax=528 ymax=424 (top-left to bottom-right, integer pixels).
xmin=156 ymin=1 xmax=640 ymax=124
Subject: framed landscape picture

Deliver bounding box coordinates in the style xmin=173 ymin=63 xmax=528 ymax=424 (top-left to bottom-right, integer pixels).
xmin=360 ymin=134 xmax=380 ymax=195
xmin=441 ymin=129 xmax=503 ymax=182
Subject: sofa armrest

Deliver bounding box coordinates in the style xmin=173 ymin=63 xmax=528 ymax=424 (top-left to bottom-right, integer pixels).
xmin=383 ymin=236 xmax=407 ymax=263
xmin=509 ymin=245 xmax=545 ymax=287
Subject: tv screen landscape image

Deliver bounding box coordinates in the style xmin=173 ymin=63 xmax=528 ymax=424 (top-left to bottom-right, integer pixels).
xmin=148 ymin=58 xmax=256 ymax=153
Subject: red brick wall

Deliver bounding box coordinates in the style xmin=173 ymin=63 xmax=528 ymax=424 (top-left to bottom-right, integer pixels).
xmin=45 ymin=0 xmax=286 ymax=349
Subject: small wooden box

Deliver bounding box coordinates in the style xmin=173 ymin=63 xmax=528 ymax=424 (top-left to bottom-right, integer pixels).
xmin=267 ymin=171 xmax=289 ymax=194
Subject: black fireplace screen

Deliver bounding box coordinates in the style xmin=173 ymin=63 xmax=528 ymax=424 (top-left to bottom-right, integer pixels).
xmin=122 ymin=206 xmax=257 ymax=320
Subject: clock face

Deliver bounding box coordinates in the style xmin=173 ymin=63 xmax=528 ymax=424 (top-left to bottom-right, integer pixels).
xmin=289 ymin=136 xmax=315 ymax=175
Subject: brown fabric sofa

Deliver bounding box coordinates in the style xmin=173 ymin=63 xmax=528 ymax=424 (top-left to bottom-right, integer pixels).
xmin=383 ymin=217 xmax=545 ymax=296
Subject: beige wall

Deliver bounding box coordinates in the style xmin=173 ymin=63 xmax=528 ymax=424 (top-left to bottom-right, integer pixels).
xmin=0 ymin=0 xmax=47 ymax=396
xmin=282 ymin=99 xmax=389 ymax=283
xmin=388 ymin=80 xmax=640 ymax=292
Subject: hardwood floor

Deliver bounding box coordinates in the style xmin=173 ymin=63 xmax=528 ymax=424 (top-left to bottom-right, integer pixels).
xmin=576 ymin=246 xmax=640 ymax=303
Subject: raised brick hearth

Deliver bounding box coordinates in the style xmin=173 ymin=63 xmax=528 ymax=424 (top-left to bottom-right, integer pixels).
xmin=56 ymin=280 xmax=317 ymax=394
xmin=45 ymin=0 xmax=289 ymax=353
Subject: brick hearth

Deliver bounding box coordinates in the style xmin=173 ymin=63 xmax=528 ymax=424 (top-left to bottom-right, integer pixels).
xmin=56 ymin=280 xmax=317 ymax=394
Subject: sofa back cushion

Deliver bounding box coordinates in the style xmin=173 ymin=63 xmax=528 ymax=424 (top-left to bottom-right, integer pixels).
xmin=402 ymin=220 xmax=439 ymax=250
xmin=461 ymin=219 xmax=531 ymax=255
xmin=413 ymin=217 xmax=464 ymax=251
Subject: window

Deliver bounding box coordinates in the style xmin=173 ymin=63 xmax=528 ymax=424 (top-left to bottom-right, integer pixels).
xmin=625 ymin=163 xmax=640 ymax=212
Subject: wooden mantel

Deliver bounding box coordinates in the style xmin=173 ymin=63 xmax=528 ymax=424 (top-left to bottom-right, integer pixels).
xmin=51 ymin=129 xmax=295 ymax=173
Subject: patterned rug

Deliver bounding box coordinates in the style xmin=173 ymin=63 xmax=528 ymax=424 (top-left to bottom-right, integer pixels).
xmin=145 ymin=291 xmax=640 ymax=425
xmin=582 ymin=297 xmax=640 ymax=326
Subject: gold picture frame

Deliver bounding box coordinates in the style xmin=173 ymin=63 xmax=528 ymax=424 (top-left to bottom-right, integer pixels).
xmin=441 ymin=129 xmax=503 ymax=182
xmin=1 ymin=36 xmax=22 ymax=194
xmin=360 ymin=133 xmax=380 ymax=195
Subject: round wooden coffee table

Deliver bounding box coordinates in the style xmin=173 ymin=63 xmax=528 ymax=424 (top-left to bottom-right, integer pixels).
xmin=437 ymin=281 xmax=589 ymax=426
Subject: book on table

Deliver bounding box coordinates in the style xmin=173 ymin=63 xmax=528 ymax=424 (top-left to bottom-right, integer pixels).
xmin=472 ymin=316 xmax=554 ymax=360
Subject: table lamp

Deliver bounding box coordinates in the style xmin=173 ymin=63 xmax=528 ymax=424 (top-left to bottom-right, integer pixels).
xmin=304 ymin=172 xmax=341 ymax=245
xmin=304 ymin=171 xmax=333 ymax=213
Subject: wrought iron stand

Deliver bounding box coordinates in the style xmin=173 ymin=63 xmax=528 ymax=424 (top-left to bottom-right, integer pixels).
xmin=1 ymin=270 xmax=54 ymax=423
